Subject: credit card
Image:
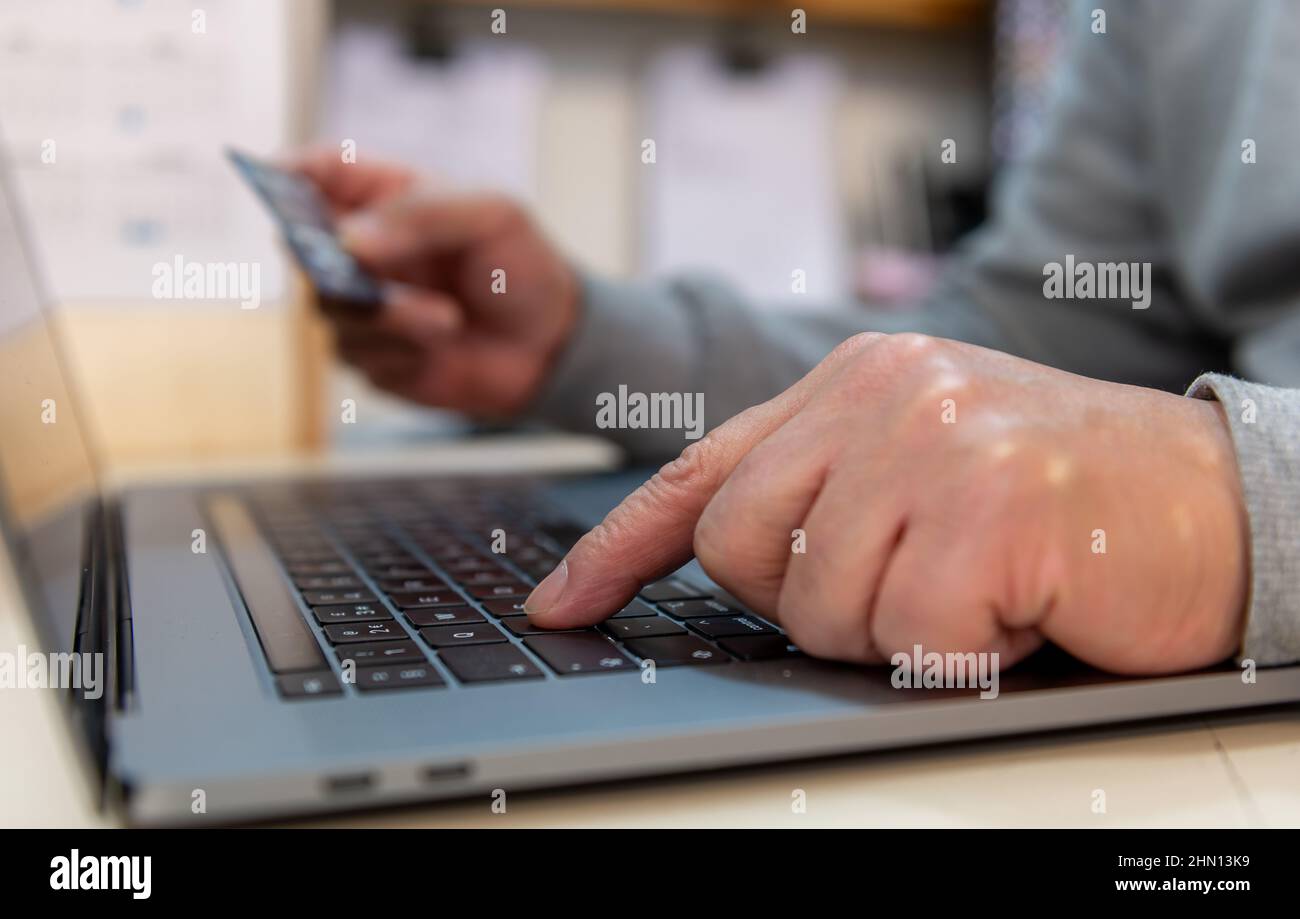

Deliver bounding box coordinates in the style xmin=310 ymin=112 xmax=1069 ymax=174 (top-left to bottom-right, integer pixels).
xmin=227 ymin=148 xmax=383 ymax=309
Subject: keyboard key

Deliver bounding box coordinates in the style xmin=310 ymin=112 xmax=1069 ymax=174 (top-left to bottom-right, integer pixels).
xmin=481 ymin=598 xmax=528 ymax=618
xmin=439 ymin=644 xmax=544 ymax=683
xmin=623 ymin=635 xmax=728 ymax=666
xmin=611 ymin=599 xmax=660 ymax=619
xmin=658 ymin=598 xmax=733 ymax=620
xmin=419 ymin=622 xmax=507 ymax=648
xmin=441 ymin=556 xmax=497 ymax=574
xmin=286 ymin=561 xmax=352 ymax=576
xmin=354 ymin=663 xmax=445 ymax=692
xmin=276 ymin=670 xmax=342 ymax=699
xmin=455 ymin=570 xmax=521 ymax=587
xmin=312 ymin=602 xmax=392 ymax=626
xmin=324 ymin=621 xmax=409 ymax=644
xmin=467 ymin=581 xmax=530 ymax=599
xmin=509 ymin=545 xmax=555 ymax=565
xmin=524 ymin=634 xmax=634 ymax=675
xmin=718 ymin=635 xmax=801 ymax=661
xmin=639 ymin=578 xmax=711 ymax=603
xmin=376 ymin=578 xmax=448 ymax=593
xmin=687 ymin=616 xmax=777 ymax=639
xmin=335 ymin=640 xmax=425 ymax=666
xmin=503 ymin=618 xmax=592 ymax=636
xmin=293 ymin=575 xmax=363 ymax=590
xmin=388 ymin=590 xmax=465 ymax=609
xmin=367 ymin=566 xmax=436 ymax=580
xmin=602 ymin=617 xmax=685 ymax=639
xmin=356 ymin=554 xmax=421 ymax=569
xmin=404 ymin=606 xmax=485 ymax=628
xmin=303 ymin=589 xmax=376 ymax=606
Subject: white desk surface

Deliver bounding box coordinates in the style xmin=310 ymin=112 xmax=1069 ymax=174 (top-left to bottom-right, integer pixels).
xmin=3 ymin=436 xmax=1298 ymax=829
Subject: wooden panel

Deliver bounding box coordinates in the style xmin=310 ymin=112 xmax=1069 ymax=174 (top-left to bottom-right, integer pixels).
xmin=0 ymin=320 xmax=97 ymax=525
xmin=53 ymin=303 xmax=320 ymax=468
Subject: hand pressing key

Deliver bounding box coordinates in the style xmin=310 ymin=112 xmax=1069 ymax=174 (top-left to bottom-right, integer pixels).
xmin=523 ymin=333 xmax=1250 ymax=674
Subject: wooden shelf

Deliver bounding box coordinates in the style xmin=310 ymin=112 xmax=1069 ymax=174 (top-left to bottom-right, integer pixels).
xmin=442 ymin=0 xmax=988 ymax=29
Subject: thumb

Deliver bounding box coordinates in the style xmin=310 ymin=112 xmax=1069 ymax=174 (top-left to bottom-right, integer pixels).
xmin=339 ymin=189 xmax=520 ymax=266
xmin=524 ymin=333 xmax=883 ymax=629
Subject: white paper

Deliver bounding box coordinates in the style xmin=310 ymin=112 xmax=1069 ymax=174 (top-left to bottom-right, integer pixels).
xmin=642 ymin=46 xmax=847 ymax=308
xmin=324 ymin=24 xmax=546 ymax=203
xmin=0 ymin=0 xmax=290 ymax=304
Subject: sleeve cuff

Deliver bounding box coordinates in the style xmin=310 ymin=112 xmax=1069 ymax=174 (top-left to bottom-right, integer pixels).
xmin=1187 ymin=373 xmax=1300 ymax=666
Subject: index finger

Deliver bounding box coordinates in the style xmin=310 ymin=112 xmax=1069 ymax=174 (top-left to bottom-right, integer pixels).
xmin=523 ymin=332 xmax=884 ymax=628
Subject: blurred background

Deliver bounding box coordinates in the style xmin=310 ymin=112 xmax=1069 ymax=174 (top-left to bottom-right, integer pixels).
xmin=0 ymin=0 xmax=1069 ymax=470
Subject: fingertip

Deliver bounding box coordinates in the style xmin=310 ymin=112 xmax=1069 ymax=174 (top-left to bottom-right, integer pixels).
xmin=337 ymin=213 xmax=383 ymax=256
xmin=523 ymin=560 xmax=568 ymax=621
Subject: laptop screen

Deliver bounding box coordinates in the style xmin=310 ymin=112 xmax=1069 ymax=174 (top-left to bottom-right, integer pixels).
xmin=0 ymin=165 xmax=101 ymax=649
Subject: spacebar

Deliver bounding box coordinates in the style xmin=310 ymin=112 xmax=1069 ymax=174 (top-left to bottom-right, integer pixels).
xmin=208 ymin=495 xmax=327 ymax=673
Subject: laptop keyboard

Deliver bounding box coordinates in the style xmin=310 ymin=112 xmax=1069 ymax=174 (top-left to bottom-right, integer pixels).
xmin=214 ymin=478 xmax=801 ymax=699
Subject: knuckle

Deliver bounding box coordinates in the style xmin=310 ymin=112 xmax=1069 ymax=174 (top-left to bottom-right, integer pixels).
xmin=825 ymin=331 xmax=886 ymax=366
xmin=876 ymin=332 xmax=944 ymax=368
xmin=654 ymin=436 xmax=720 ymax=495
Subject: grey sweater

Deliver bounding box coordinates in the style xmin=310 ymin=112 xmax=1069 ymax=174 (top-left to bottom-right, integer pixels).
xmin=530 ymin=1 xmax=1300 ymax=665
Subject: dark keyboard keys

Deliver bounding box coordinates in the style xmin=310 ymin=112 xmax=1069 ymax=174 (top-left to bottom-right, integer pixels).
xmin=718 ymin=635 xmax=801 ymax=660
xmin=376 ymin=578 xmax=448 ymax=593
xmin=482 ymin=598 xmax=528 ymax=618
xmin=279 ymin=549 xmax=343 ymax=564
xmin=286 ymin=561 xmax=352 ymax=576
xmin=525 ymin=634 xmax=634 ymax=675
xmin=388 ymin=590 xmax=465 ymax=609
xmin=602 ymin=617 xmax=685 ymax=639
xmin=439 ymin=644 xmax=544 ymax=683
xmin=335 ymin=640 xmax=425 ymax=666
xmin=639 ymin=578 xmax=710 ymax=603
xmin=354 ymin=663 xmax=445 ymax=692
xmin=276 ymin=670 xmax=342 ymax=699
xmin=324 ymin=621 xmax=409 ymax=643
xmin=303 ymin=588 xmax=376 ymax=606
xmin=466 ymin=581 xmax=530 ymax=599
xmin=442 ymin=556 xmax=499 ymax=574
xmin=456 ymin=570 xmax=522 ymax=587
xmin=623 ymin=634 xmax=728 ymax=665
xmin=367 ymin=566 xmax=436 ymax=580
xmin=611 ymin=599 xmax=659 ymax=619
xmin=293 ymin=575 xmax=363 ymax=590
xmin=356 ymin=554 xmax=421 ymax=569
xmin=687 ymin=615 xmax=777 ymax=639
xmin=419 ymin=622 xmax=507 ymax=648
xmin=503 ymin=617 xmax=592 ymax=636
xmin=658 ymin=598 xmax=733 ymax=620
xmin=312 ymin=602 xmax=392 ymax=625
xmin=404 ymin=606 xmax=485 ymax=628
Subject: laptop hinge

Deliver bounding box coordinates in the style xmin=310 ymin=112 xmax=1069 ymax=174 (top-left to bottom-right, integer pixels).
xmin=69 ymin=497 xmax=131 ymax=793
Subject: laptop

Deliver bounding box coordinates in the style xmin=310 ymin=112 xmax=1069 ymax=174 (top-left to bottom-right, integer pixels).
xmin=4 ymin=170 xmax=1300 ymax=827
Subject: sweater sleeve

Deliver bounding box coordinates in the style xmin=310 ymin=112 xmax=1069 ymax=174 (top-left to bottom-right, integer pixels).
xmin=1188 ymin=374 xmax=1300 ymax=666
xmin=526 ymin=1 xmax=1222 ymax=462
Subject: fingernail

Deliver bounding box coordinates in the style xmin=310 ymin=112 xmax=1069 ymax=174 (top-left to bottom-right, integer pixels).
xmin=524 ymin=559 xmax=568 ymax=617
